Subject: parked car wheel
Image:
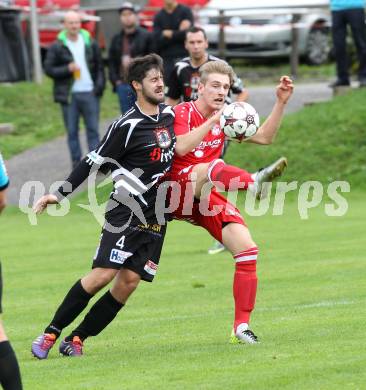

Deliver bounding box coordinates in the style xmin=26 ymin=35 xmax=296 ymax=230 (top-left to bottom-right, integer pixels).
xmin=305 ymin=27 xmax=330 ymax=65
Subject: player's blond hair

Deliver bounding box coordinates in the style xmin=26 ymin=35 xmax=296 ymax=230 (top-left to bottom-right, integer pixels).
xmin=199 ymin=60 xmax=234 ymax=86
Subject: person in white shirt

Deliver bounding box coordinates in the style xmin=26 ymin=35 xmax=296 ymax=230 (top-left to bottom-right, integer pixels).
xmin=44 ymin=11 xmax=105 ymax=168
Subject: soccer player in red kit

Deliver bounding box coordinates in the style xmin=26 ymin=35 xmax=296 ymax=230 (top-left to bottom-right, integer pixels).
xmin=169 ymin=60 xmax=294 ymax=343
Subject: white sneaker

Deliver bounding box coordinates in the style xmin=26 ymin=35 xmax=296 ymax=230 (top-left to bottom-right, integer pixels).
xmin=230 ymin=323 xmax=259 ymax=344
xmin=207 ymin=240 xmax=226 ymax=255
xmin=249 ymin=157 xmax=288 ymax=200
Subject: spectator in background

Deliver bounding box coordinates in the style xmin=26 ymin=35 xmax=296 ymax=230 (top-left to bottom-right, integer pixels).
xmin=330 ymin=0 xmax=366 ymax=87
xmin=166 ymin=27 xmax=248 ymax=105
xmin=0 ymin=151 xmax=23 ymax=390
xmin=44 ymin=10 xmax=105 ymax=168
xmin=153 ymin=0 xmax=194 ymax=83
xmin=109 ymin=2 xmax=153 ymax=114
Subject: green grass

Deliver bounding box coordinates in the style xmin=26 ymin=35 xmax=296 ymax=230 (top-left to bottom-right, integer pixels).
xmin=0 ymin=78 xmax=120 ymax=159
xmin=1 ymin=192 xmax=365 ymax=389
xmin=225 ymin=87 xmax=366 ymax=189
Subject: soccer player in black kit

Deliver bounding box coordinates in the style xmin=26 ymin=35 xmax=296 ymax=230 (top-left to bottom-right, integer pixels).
xmin=31 ymin=54 xmax=176 ymax=358
xmin=165 ymin=27 xmax=248 ymax=106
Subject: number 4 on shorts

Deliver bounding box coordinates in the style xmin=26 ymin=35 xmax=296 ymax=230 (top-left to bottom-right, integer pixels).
xmin=116 ymin=236 xmax=125 ymax=249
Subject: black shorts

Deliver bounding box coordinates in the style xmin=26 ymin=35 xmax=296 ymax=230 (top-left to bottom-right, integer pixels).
xmin=92 ymin=223 xmax=167 ymax=282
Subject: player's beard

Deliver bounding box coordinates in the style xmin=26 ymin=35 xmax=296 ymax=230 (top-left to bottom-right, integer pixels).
xmin=142 ymin=86 xmax=165 ymax=106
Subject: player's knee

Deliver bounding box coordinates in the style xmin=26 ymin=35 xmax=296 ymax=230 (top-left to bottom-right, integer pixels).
xmin=115 ymin=269 xmax=140 ymax=292
xmin=123 ymin=272 xmax=140 ymax=292
xmin=124 ymin=278 xmax=139 ymax=293
xmin=207 ymin=159 xmax=225 ymax=183
xmin=191 ymin=163 xmax=210 ymax=182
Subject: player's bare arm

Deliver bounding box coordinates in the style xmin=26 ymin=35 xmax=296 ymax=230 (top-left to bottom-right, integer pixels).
xmin=175 ymin=108 xmax=223 ymax=156
xmin=247 ymin=76 xmax=294 ymax=145
xmin=33 ymin=194 xmax=59 ymax=214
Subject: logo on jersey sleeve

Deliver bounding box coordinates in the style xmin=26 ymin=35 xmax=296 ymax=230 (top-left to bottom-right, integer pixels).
xmin=154 ymin=127 xmax=172 ymax=149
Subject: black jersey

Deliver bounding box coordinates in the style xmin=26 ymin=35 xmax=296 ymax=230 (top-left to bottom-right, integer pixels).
xmin=165 ymin=54 xmax=245 ymax=103
xmin=56 ymin=103 xmax=176 ymax=227
xmin=153 ymin=4 xmax=194 ymax=59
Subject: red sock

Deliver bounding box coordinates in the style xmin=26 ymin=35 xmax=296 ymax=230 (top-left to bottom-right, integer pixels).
xmin=208 ymin=159 xmax=254 ymax=190
xmin=233 ymin=247 xmax=258 ymax=332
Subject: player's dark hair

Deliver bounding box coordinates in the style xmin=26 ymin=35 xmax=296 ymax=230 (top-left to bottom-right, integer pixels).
xmin=185 ymin=26 xmax=207 ymax=40
xmin=127 ymin=54 xmax=164 ymax=91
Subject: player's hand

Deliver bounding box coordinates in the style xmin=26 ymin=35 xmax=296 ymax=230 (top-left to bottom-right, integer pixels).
xmin=162 ymin=29 xmax=173 ymax=39
xmin=68 ymin=62 xmax=79 ymax=72
xmin=179 ymin=19 xmax=192 ymax=30
xmin=210 ymin=105 xmax=226 ymax=125
xmin=225 ymin=136 xmax=243 ymax=143
xmin=276 ymin=75 xmax=294 ymax=104
xmin=33 ymin=194 xmax=59 ymax=214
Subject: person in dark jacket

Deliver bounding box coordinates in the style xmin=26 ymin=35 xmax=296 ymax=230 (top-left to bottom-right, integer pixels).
xmin=108 ymin=2 xmax=152 ymax=114
xmin=153 ymin=0 xmax=193 ymax=83
xmin=44 ymin=10 xmax=105 ymax=168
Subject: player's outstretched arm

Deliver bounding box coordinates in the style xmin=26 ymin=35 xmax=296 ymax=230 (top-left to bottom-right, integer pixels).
xmin=248 ymin=76 xmax=294 ymax=145
xmin=33 ymin=194 xmax=59 ymax=214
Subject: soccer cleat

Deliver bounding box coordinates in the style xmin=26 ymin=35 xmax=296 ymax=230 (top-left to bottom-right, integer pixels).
xmin=208 ymin=240 xmax=226 ymax=255
xmin=59 ymin=336 xmax=83 ymax=357
xmin=230 ymin=323 xmax=259 ymax=344
xmin=31 ymin=333 xmax=57 ymax=359
xmin=250 ymin=157 xmax=288 ymax=200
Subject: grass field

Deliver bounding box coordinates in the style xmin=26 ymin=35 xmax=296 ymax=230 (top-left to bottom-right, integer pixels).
xmin=1 ymin=60 xmax=365 ymax=389
xmin=1 ymin=191 xmax=365 ymax=389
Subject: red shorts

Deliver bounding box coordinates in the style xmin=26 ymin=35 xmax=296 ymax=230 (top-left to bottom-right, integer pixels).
xmin=167 ymin=165 xmax=246 ymax=242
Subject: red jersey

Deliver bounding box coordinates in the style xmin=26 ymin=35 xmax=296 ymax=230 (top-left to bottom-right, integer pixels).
xmin=171 ymin=101 xmax=225 ymax=176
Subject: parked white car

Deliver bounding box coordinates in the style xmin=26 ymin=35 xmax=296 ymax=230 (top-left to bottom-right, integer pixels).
xmin=197 ymin=0 xmax=331 ymax=64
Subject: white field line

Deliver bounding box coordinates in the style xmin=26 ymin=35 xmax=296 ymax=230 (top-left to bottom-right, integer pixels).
xmin=121 ymin=299 xmax=360 ymax=324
